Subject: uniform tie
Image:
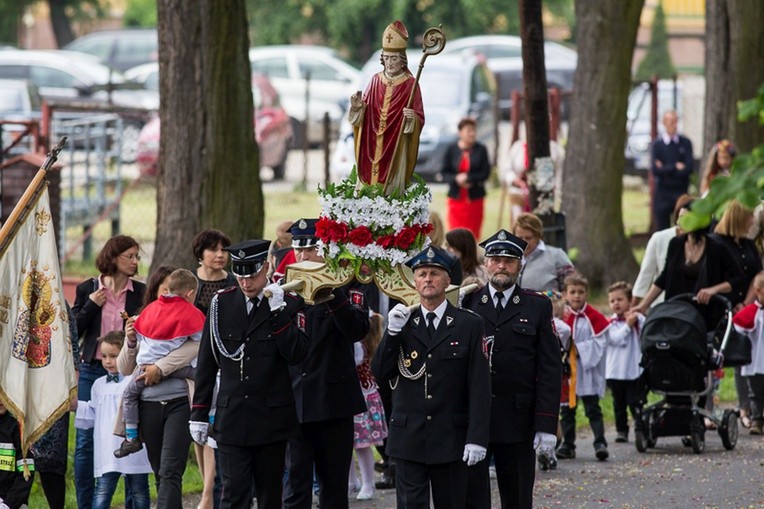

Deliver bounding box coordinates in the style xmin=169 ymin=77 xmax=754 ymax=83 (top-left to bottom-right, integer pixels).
xmin=427 ymin=312 xmax=437 ymax=339
xmin=248 ymin=297 xmax=259 ymax=322
xmin=495 ymin=292 xmax=504 ymax=314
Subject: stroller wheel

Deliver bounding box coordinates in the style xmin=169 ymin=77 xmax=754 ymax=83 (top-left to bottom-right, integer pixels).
xmin=691 ymin=430 xmax=705 ymax=454
xmin=635 ymin=430 xmax=647 ymax=453
xmin=719 ymin=409 xmax=739 ymax=450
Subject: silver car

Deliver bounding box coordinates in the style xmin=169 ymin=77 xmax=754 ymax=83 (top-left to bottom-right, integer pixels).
xmin=249 ymin=45 xmax=360 ymax=147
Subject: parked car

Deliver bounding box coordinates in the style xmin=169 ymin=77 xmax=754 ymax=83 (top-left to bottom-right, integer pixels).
xmin=136 ymin=74 xmax=292 ymax=179
xmin=441 ymin=35 xmax=577 ymax=119
xmin=249 ymin=45 xmax=360 ymax=147
xmin=624 ymin=79 xmax=682 ymax=175
xmin=330 ymin=51 xmax=497 ymax=183
xmin=0 ymin=49 xmax=159 ymax=161
xmin=62 ymin=29 xmax=158 ymax=72
xmin=0 ymin=78 xmax=42 ymax=155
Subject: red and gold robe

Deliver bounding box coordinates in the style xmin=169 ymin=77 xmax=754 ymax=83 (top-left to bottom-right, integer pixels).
xmin=353 ymin=70 xmax=424 ymax=191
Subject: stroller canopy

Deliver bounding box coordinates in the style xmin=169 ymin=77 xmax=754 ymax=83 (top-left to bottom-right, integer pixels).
xmin=640 ymin=300 xmax=708 ymax=358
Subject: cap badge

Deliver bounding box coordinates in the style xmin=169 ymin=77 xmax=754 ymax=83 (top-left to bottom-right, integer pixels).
xmin=498 ymin=231 xmax=507 ymax=240
xmin=238 ymin=249 xmax=246 ymax=258
xmin=481 ymin=295 xmax=488 ymax=304
xmin=299 ymin=219 xmax=307 ymax=229
xmin=513 ymin=295 xmax=520 ymax=304
xmin=427 ymin=247 xmax=435 ymax=259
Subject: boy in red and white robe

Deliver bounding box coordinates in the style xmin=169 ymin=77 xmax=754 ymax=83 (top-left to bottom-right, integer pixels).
xmin=114 ymin=269 xmax=205 ymax=457
xmin=732 ymin=271 xmax=764 ymax=435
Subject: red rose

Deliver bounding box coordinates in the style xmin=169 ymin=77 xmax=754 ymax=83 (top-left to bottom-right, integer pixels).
xmin=376 ymin=234 xmax=396 ymax=249
xmin=395 ymin=228 xmax=417 ymax=250
xmin=315 ymin=217 xmax=332 ymax=241
xmin=329 ymin=221 xmax=348 ymax=242
xmin=348 ymin=225 xmax=373 ymax=246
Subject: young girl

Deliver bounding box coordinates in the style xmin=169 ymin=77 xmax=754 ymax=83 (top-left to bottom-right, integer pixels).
xmin=348 ymin=312 xmax=388 ymax=501
xmin=538 ymin=290 xmax=571 ymax=471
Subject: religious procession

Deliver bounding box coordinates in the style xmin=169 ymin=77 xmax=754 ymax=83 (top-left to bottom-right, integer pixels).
xmin=1 ymin=1 xmax=764 ymax=509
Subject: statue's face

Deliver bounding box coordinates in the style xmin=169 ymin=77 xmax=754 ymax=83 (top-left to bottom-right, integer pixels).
xmin=381 ymin=52 xmax=404 ymax=77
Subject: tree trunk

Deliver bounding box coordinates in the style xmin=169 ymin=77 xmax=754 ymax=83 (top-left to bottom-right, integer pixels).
xmin=519 ymin=0 xmax=550 ymax=211
xmin=47 ymin=0 xmax=75 ymax=47
xmin=727 ymin=0 xmax=764 ymax=153
xmin=561 ymin=0 xmax=644 ymax=288
xmin=153 ymin=0 xmax=260 ymax=271
xmin=702 ymin=0 xmax=732 ymax=166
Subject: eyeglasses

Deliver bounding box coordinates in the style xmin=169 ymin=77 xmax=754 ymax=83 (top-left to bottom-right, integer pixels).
xmin=120 ymin=254 xmax=141 ymax=261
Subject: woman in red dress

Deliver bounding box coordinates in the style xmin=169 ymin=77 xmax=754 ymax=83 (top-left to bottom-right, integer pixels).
xmin=442 ymin=117 xmax=491 ymax=239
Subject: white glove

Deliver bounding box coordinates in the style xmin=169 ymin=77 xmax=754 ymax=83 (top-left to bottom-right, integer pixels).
xmin=387 ymin=304 xmax=411 ymax=333
xmin=189 ymin=420 xmax=209 ymax=445
xmin=0 ymin=497 xmax=8 ymax=509
xmin=462 ymin=443 xmax=487 ymax=466
xmin=533 ymin=432 xmax=557 ymax=451
xmin=264 ymin=283 xmax=285 ymax=312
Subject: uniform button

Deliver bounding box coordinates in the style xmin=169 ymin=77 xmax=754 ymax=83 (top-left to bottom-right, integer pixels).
xmin=427 ymin=373 xmax=433 ymax=378
xmin=245 ymin=356 xmax=250 ymax=361
xmin=426 ymin=395 xmax=432 ymax=399
xmin=426 ymin=415 xmax=432 ymax=420
xmin=245 ymin=375 xmax=249 ymax=380
xmin=244 ymin=395 xmax=249 ymax=399
xmin=245 ymin=338 xmax=250 ymax=343
xmin=302 ymin=372 xmax=307 ymax=377
xmin=427 ymin=354 xmax=432 ymax=359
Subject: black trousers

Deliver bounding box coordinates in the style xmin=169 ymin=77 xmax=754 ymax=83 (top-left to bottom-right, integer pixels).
xmin=607 ymin=379 xmax=639 ymax=433
xmin=283 ymin=417 xmax=354 ymax=509
xmin=466 ymin=441 xmax=534 ymax=509
xmin=218 ymin=440 xmax=286 ymax=509
xmin=395 ymin=458 xmax=467 ymax=509
xmin=139 ymin=397 xmax=192 ymax=509
xmin=560 ymin=394 xmax=607 ymax=449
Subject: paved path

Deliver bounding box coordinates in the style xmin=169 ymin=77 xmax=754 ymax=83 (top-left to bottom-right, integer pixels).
xmin=178 ymin=424 xmax=764 ymax=508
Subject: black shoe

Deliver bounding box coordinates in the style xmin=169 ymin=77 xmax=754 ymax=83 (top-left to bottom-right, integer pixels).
xmin=538 ymin=451 xmax=551 ymax=471
xmin=374 ymin=461 xmax=387 ymax=473
xmin=375 ymin=472 xmax=395 ymax=490
xmin=615 ymin=431 xmax=628 ymax=443
xmin=595 ymin=444 xmax=609 ymax=461
xmin=114 ymin=438 xmax=143 ymax=458
xmin=556 ymin=445 xmax=575 ymax=459
xmin=549 ymin=456 xmax=558 ymax=470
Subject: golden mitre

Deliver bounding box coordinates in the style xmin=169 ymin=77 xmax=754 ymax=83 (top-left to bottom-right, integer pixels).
xmin=382 ymin=20 xmax=408 ymax=53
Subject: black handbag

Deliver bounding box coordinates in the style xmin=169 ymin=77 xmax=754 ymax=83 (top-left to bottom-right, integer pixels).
xmin=722 ymin=329 xmax=752 ymax=367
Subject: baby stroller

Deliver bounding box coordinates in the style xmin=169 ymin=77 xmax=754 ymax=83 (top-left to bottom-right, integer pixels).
xmin=633 ymin=293 xmax=739 ymax=454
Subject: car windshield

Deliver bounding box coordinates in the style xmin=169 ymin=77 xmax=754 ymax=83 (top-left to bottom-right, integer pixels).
xmin=0 ymin=88 xmax=23 ymax=113
xmin=69 ymin=59 xmax=127 ymax=85
xmin=418 ymin=70 xmax=462 ymax=108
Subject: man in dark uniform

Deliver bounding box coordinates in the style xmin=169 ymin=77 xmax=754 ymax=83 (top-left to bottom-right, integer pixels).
xmin=651 ymin=109 xmax=694 ymax=230
xmin=189 ymin=239 xmax=308 ymax=509
xmin=282 ymin=218 xmax=370 ymax=509
xmin=462 ymin=230 xmax=561 ymax=509
xmin=372 ymin=246 xmax=490 ymax=509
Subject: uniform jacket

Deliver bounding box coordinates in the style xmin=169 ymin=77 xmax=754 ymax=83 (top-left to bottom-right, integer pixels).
xmin=650 ymin=134 xmax=693 ymax=193
xmin=372 ymin=302 xmax=490 ymax=464
xmin=442 ymin=142 xmax=491 ymax=201
xmin=462 ymin=285 xmax=561 ymax=442
xmin=191 ymin=287 xmax=308 ymax=447
xmin=289 ymin=287 xmax=369 ymax=423
xmin=72 ymin=277 xmax=146 ymax=362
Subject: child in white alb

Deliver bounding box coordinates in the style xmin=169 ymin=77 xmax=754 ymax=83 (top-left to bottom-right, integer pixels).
xmin=75 ymin=331 xmax=152 ymax=509
xmin=606 ymin=282 xmax=644 ymax=443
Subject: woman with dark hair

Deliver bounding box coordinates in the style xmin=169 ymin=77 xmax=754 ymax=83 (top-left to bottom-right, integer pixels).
xmin=192 ymin=229 xmax=237 ymax=316
xmin=633 ymin=203 xmax=743 ymax=331
xmin=442 ymin=117 xmax=491 ymax=239
xmin=72 ymin=235 xmax=146 ymax=509
xmin=445 ymin=228 xmax=487 ymax=287
xmin=142 ymin=265 xmax=176 ymax=310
